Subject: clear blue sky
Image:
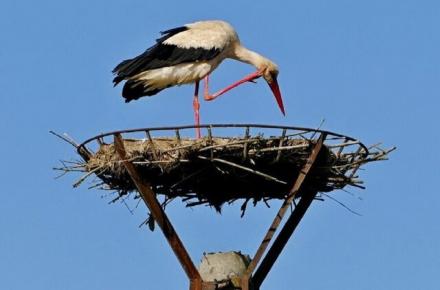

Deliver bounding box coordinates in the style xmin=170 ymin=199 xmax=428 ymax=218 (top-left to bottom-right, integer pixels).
xmin=1 ymin=0 xmax=439 ymax=289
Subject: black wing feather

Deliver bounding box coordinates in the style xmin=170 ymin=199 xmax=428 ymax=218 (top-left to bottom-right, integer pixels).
xmin=113 ymin=26 xmax=221 ymax=85
xmin=122 ymin=79 xmax=164 ymax=102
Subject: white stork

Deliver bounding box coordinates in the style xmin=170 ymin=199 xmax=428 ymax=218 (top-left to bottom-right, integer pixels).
xmin=113 ymin=20 xmax=285 ymax=138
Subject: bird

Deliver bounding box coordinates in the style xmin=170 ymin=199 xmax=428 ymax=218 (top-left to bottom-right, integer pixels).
xmin=112 ymin=20 xmax=285 ymax=138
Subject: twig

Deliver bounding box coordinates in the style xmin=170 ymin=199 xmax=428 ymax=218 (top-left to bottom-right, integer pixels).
xmin=198 ymin=138 xmax=260 ymax=152
xmin=49 ymin=131 xmax=79 ymax=148
xmin=248 ymin=143 xmax=309 ymax=154
xmin=73 ymin=167 xmax=102 ymax=188
xmin=310 ymin=118 xmax=326 ymax=140
xmin=170 ymin=167 xmax=208 ymax=189
xmin=327 ymin=140 xmax=361 ymax=148
xmin=321 ymin=193 xmax=362 ymax=216
xmin=197 ymin=156 xmax=287 ymax=185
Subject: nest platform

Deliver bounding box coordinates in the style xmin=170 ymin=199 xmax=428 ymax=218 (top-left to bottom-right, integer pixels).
xmin=57 ymin=124 xmax=393 ymax=213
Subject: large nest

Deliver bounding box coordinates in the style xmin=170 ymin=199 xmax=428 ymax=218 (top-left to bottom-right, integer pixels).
xmin=54 ymin=124 xmax=394 ymax=214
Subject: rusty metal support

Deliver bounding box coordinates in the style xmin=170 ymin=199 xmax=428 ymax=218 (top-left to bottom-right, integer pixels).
xmin=252 ymin=181 xmax=321 ymax=288
xmin=189 ymin=279 xmax=202 ymax=290
xmin=242 ymin=133 xmax=326 ymax=289
xmin=252 ymin=134 xmax=326 ymax=289
xmin=113 ymin=134 xmax=202 ymax=288
xmin=112 ymin=130 xmax=328 ymax=290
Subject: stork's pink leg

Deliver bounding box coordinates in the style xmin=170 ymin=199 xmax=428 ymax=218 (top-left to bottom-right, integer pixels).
xmin=193 ymin=81 xmax=201 ymax=138
xmin=204 ymin=70 xmax=263 ymax=101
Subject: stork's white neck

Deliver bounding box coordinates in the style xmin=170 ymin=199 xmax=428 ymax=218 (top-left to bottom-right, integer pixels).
xmin=231 ymin=45 xmax=270 ymax=70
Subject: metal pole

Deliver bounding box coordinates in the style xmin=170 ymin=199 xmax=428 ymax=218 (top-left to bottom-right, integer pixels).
xmin=246 ymin=133 xmax=326 ymax=278
xmin=114 ymin=134 xmax=202 ymax=285
xmin=252 ymin=135 xmax=326 ymax=288
xmin=252 ymin=180 xmax=321 ymax=288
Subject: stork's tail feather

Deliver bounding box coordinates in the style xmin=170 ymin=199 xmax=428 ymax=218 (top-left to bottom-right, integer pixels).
xmin=113 ymin=76 xmax=124 ymax=86
xmin=112 ymin=58 xmax=137 ymax=86
xmin=113 ymin=26 xmax=189 ymax=88
xmin=122 ymin=80 xmax=164 ymax=102
xmin=112 ymin=59 xmax=133 ymax=74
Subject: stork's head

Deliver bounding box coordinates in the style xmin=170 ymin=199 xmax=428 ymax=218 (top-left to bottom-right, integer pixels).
xmin=232 ymin=45 xmax=286 ymax=115
xmin=257 ymin=60 xmax=285 ymax=116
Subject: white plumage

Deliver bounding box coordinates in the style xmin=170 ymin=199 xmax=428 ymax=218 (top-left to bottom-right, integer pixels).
xmin=113 ymin=20 xmax=285 ymax=137
xmin=135 ymin=58 xmax=221 ymax=91
xmin=164 ymin=20 xmax=237 ymax=50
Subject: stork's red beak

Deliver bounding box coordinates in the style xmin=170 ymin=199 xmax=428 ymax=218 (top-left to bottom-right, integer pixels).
xmin=268 ymin=78 xmax=285 ymax=116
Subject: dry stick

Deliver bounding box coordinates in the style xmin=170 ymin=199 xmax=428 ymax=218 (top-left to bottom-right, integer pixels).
xmin=240 ymin=198 xmax=251 ymax=217
xmin=243 ymin=126 xmax=250 ymax=161
xmin=380 ymin=146 xmax=397 ymax=155
xmin=327 ymin=177 xmax=364 ymax=183
xmin=141 ymin=197 xmax=175 ymax=230
xmin=145 ymin=130 xmax=159 ymax=161
xmin=321 ymin=192 xmax=362 ymax=216
xmin=248 ymin=143 xmax=309 ymax=154
xmin=50 ymin=131 xmax=93 ymax=160
xmin=347 ymin=183 xmax=366 ymax=190
xmin=197 ymin=155 xmax=287 ymax=185
xmin=60 ymin=159 xmax=84 ymax=165
xmin=367 ymin=148 xmax=395 ymax=160
xmin=121 ymin=197 xmax=136 ymax=215
xmin=73 ymin=167 xmax=102 ymax=188
xmin=207 ymin=126 xmax=214 ymax=159
xmin=54 ymin=170 xmax=69 ymax=179
xmin=186 ymin=200 xmax=210 ymax=207
xmin=325 ymin=146 xmax=394 ymax=170
xmin=88 ymin=182 xmax=106 ymax=190
xmin=347 ymin=151 xmax=394 ymax=168
xmin=345 ymin=147 xmax=363 ymax=178
xmin=175 ymin=129 xmax=182 ymax=159
xmin=309 ymin=118 xmax=326 ymax=140
xmin=181 ymin=194 xmax=199 ymax=202
xmin=59 ymin=165 xmax=86 ymax=170
xmin=327 ymin=140 xmax=361 ymax=148
xmin=53 ymin=165 xmax=85 ymax=172
xmin=133 ymin=159 xmax=190 ymax=165
xmin=198 ymin=134 xmax=301 ymax=153
xmin=170 ymin=167 xmax=209 ymax=189
xmin=198 ymin=137 xmax=259 ymax=152
xmin=274 ymin=129 xmax=287 ymax=163
xmin=49 ymin=131 xmax=79 ymax=148
xmin=160 ymin=143 xmax=199 ymax=154
xmin=283 ymin=130 xmax=308 ymax=138
xmin=262 ymin=198 xmax=271 ymax=208
xmin=228 ymin=198 xmax=239 ymax=205
xmin=368 ymin=142 xmax=383 ymax=149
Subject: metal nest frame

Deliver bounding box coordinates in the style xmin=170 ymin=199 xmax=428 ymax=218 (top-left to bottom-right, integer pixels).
xmin=54 ymin=124 xmax=394 ymax=290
